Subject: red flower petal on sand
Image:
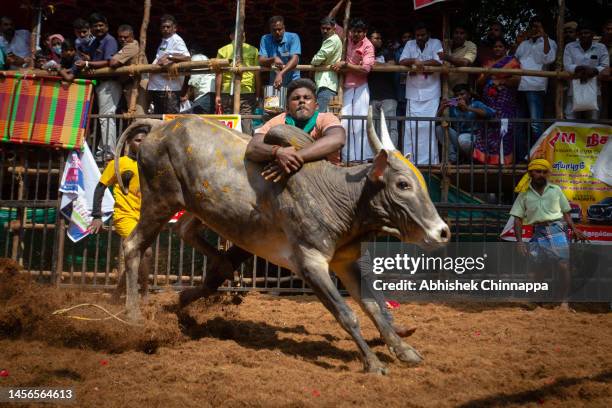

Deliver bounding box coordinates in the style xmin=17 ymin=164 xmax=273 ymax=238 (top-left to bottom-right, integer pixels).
xmin=99 ymin=360 xmax=109 ymax=366
xmin=386 ymin=300 xmax=401 ymax=309
xmin=0 ymin=369 xmax=8 ymax=377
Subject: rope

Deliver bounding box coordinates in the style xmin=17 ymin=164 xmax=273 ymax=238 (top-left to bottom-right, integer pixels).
xmin=52 ymin=303 xmax=135 ymax=325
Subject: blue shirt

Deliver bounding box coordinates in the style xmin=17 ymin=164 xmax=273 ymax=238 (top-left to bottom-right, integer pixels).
xmin=88 ymin=33 xmax=118 ymax=62
xmin=259 ymin=32 xmax=301 ymax=86
xmin=449 ymin=100 xmax=496 ymax=133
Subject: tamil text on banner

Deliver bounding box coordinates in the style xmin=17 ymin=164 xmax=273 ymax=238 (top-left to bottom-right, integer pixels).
xmin=163 ymin=114 xmax=242 ymax=223
xmin=0 ymin=72 xmax=94 ymax=150
xmin=414 ymin=0 xmax=450 ymax=10
xmin=163 ymin=114 xmax=242 ymax=133
xmin=501 ymin=122 xmax=612 ymax=244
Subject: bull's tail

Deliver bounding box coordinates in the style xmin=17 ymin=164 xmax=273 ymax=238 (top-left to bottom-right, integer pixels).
xmin=114 ymin=119 xmax=164 ymax=194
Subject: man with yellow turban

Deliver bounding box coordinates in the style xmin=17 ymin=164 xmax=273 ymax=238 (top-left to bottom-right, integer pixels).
xmin=510 ymin=158 xmax=586 ymax=309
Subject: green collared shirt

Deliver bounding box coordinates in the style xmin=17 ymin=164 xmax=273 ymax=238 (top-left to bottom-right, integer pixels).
xmin=310 ymin=33 xmax=342 ymax=92
xmin=510 ymin=183 xmax=571 ymax=225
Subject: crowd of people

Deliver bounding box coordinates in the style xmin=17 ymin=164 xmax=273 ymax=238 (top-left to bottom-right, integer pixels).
xmin=0 ymin=0 xmax=610 ymax=164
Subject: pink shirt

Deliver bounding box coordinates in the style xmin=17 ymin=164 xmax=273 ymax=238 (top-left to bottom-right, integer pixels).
xmin=344 ymin=37 xmax=375 ymax=89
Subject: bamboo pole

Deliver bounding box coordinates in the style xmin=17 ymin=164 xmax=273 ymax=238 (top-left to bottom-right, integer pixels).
xmin=554 ymin=0 xmax=566 ymax=119
xmin=28 ymin=1 xmax=41 ymax=69
xmin=335 ymin=0 xmax=351 ymax=109
xmin=128 ymin=0 xmax=152 ymax=114
xmin=232 ymin=0 xmax=245 ymax=115
xmin=440 ymin=10 xmax=451 ymax=204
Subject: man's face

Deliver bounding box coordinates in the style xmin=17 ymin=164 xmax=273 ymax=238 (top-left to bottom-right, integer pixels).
xmin=529 ymin=169 xmax=549 ymax=187
xmin=452 ymin=28 xmax=466 ymax=45
xmin=401 ymin=31 xmax=413 ymax=45
xmin=529 ymin=21 xmax=543 ymax=38
xmin=350 ymin=28 xmax=366 ymax=44
xmin=578 ymin=29 xmax=594 ymax=46
xmin=564 ymin=26 xmax=576 ymax=42
xmin=91 ymin=21 xmax=108 ymax=38
xmin=488 ymin=24 xmax=502 ymax=40
xmin=369 ymin=32 xmax=383 ymax=49
xmin=0 ymin=18 xmax=15 ymax=37
xmin=129 ymin=133 xmax=145 ymax=154
xmin=74 ymin=27 xmax=90 ymax=39
xmin=160 ymin=20 xmax=176 ymax=38
xmin=415 ymin=28 xmax=429 ymax=46
xmin=454 ymin=89 xmax=471 ymax=104
xmin=605 ymin=22 xmax=612 ymax=38
xmin=320 ymin=23 xmax=334 ymax=39
xmin=62 ymin=48 xmax=76 ymax=60
xmin=117 ymin=30 xmax=133 ymax=47
xmin=271 ymin=21 xmax=285 ymax=42
xmin=287 ymin=88 xmax=317 ymax=121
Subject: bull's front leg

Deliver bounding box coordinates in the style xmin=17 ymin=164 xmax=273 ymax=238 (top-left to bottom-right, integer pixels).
xmin=294 ymin=247 xmax=388 ymax=375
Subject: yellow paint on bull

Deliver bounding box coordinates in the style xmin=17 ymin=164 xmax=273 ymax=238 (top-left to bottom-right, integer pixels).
xmin=392 ymin=151 xmax=427 ymax=191
xmin=222 ymin=186 xmax=231 ymax=193
xmin=202 ymin=180 xmax=210 ymax=190
xmin=215 ymin=149 xmax=228 ymax=167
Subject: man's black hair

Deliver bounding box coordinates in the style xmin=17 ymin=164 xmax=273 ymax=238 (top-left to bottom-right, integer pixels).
xmin=320 ymin=16 xmax=336 ymax=26
xmin=61 ymin=39 xmax=76 ymax=51
xmin=269 ymin=16 xmax=284 ymax=26
xmin=577 ymin=20 xmax=596 ymax=33
xmin=453 ymin=22 xmax=469 ymax=33
xmin=529 ymin=15 xmax=544 ymax=26
xmin=117 ymin=24 xmax=134 ymax=34
xmin=89 ymin=13 xmax=108 ymax=26
xmin=72 ymin=18 xmax=89 ymax=30
xmin=369 ymin=27 xmax=382 ymax=37
xmin=413 ymin=21 xmax=428 ymax=32
xmin=160 ymin=14 xmax=177 ymax=26
xmin=286 ymin=78 xmax=316 ymax=101
xmin=348 ymin=18 xmax=367 ymax=31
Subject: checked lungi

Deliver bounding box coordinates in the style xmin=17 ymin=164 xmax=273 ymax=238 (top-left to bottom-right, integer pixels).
xmin=529 ymin=220 xmax=570 ymax=263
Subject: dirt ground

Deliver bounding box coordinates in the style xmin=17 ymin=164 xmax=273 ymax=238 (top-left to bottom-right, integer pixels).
xmin=0 ymin=258 xmax=611 ymax=408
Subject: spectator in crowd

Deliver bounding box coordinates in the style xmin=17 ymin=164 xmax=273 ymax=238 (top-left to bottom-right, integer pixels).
xmin=563 ymin=21 xmax=609 ymax=120
xmin=33 ymin=50 xmax=48 ymax=69
xmin=399 ymin=21 xmax=443 ymax=165
xmin=75 ymin=13 xmax=121 ymax=161
xmin=187 ymin=43 xmax=215 ymax=115
xmin=395 ymin=30 xmax=413 ymax=120
xmin=0 ymin=16 xmax=31 ymax=69
xmin=438 ymin=23 xmax=477 ymax=97
xmin=332 ymin=18 xmax=375 ymax=162
xmin=475 ymin=38 xmax=520 ymax=165
xmin=259 ymin=16 xmax=301 ymax=90
xmin=368 ymin=29 xmax=399 ymax=147
xmin=57 ymin=39 xmax=81 ymax=82
xmin=563 ymin=21 xmax=578 ymax=45
xmin=73 ymin=18 xmax=94 ymax=60
xmin=603 ymin=19 xmax=612 ymax=56
xmin=477 ymin=21 xmax=504 ymax=67
xmin=515 ymin=16 xmax=557 ymax=144
xmin=327 ymin=0 xmax=346 ymax=39
xmin=44 ymin=34 xmax=64 ymax=65
xmin=109 ymin=24 xmax=148 ymax=115
xmin=310 ymin=16 xmax=342 ymax=112
xmin=147 ymin=14 xmax=190 ymax=114
xmin=215 ymin=29 xmax=260 ymax=134
xmin=435 ymin=83 xmax=496 ymax=163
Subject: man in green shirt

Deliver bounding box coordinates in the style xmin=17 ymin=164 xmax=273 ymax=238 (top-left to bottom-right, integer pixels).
xmin=310 ymin=16 xmax=342 ymax=112
xmin=510 ymin=158 xmax=586 ymax=309
xmin=215 ymin=28 xmax=261 ymax=135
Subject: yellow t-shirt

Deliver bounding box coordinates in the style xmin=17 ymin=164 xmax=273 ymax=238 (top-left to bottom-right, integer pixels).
xmin=216 ymin=42 xmax=258 ymax=94
xmin=99 ymin=156 xmax=141 ymax=221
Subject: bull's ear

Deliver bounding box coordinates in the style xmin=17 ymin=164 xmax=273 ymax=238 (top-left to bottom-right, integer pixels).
xmin=368 ymin=150 xmax=389 ymax=183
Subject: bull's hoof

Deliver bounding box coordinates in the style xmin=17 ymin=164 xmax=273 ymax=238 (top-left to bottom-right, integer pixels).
xmin=364 ymin=359 xmax=388 ymax=375
xmin=391 ymin=344 xmax=423 ymax=366
xmin=178 ymin=287 xmax=206 ymax=308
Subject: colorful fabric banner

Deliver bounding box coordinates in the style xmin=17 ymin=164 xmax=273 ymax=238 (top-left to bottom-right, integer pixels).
xmin=501 ymin=122 xmax=612 ymax=244
xmin=0 ymin=72 xmax=93 ymax=150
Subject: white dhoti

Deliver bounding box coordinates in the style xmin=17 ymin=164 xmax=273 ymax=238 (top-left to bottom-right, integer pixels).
xmin=341 ymin=83 xmax=372 ymax=162
xmin=404 ymin=98 xmax=440 ymax=164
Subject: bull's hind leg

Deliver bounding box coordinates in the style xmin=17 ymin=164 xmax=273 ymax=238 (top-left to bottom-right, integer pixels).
xmin=295 ymin=247 xmax=387 ymax=375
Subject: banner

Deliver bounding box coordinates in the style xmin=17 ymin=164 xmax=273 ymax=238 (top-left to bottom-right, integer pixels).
xmin=414 ymin=0 xmax=449 ymax=10
xmin=501 ymin=122 xmax=612 ymax=244
xmin=163 ymin=114 xmax=242 ymax=133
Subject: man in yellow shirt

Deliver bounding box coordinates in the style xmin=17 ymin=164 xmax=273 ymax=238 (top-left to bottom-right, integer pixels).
xmin=89 ymin=127 xmax=151 ymax=294
xmin=215 ymin=28 xmax=261 ymax=135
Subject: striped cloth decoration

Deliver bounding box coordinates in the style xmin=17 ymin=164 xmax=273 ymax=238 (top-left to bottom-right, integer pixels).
xmin=0 ymin=72 xmax=94 ymax=150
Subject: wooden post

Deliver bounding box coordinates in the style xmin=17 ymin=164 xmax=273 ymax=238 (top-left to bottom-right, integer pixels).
xmin=232 ymin=0 xmax=245 ymax=114
xmin=128 ymin=0 xmax=151 ymax=114
xmin=440 ymin=10 xmax=451 ymax=204
xmin=28 ymin=1 xmax=41 ymax=69
xmin=11 ymin=175 xmax=25 ymax=263
xmin=334 ymin=0 xmax=351 ymax=109
xmin=554 ymin=0 xmax=565 ymax=119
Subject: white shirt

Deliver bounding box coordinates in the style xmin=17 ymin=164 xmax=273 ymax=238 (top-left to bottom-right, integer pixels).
xmin=0 ymin=29 xmax=31 ymax=69
xmin=399 ymin=38 xmax=443 ymax=101
xmin=563 ymin=40 xmax=609 ymax=73
xmin=148 ymin=33 xmax=190 ymax=91
xmin=188 ymin=54 xmax=216 ymax=99
xmin=515 ymin=37 xmax=557 ymax=91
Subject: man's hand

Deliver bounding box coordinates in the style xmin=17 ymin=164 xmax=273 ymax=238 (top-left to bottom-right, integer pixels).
xmin=158 ymin=55 xmax=171 ymax=66
xmin=275 ymin=146 xmax=303 ymax=174
xmin=89 ymin=218 xmax=104 ymax=234
xmin=273 ymin=56 xmax=285 ymax=68
xmin=572 ymin=228 xmax=588 ymax=242
xmin=261 ymin=162 xmax=285 ymax=183
xmin=331 ymin=60 xmax=345 ymax=72
xmin=215 ymin=95 xmax=222 ymax=109
xmin=273 ymin=72 xmax=284 ymax=89
xmin=437 ymin=51 xmax=447 ymax=61
xmin=75 ymin=60 xmax=87 ymax=69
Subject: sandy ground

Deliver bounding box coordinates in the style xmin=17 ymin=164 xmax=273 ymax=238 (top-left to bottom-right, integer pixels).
xmin=0 ymin=258 xmax=611 ymax=408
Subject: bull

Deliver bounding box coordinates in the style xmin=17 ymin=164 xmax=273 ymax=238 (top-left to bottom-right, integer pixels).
xmin=115 ymin=109 xmax=450 ymax=374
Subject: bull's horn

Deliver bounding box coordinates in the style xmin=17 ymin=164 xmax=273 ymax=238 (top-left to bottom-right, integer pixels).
xmin=114 ymin=119 xmax=163 ymax=195
xmin=366 ymin=106 xmax=383 ymax=154
xmin=379 ymin=109 xmax=397 ymax=151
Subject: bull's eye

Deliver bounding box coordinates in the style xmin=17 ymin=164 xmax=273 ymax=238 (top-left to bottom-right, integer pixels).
xmin=397 ymin=181 xmax=411 ymax=190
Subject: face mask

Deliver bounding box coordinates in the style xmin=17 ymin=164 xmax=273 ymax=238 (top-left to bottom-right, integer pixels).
xmin=53 ymin=45 xmax=62 ymax=54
